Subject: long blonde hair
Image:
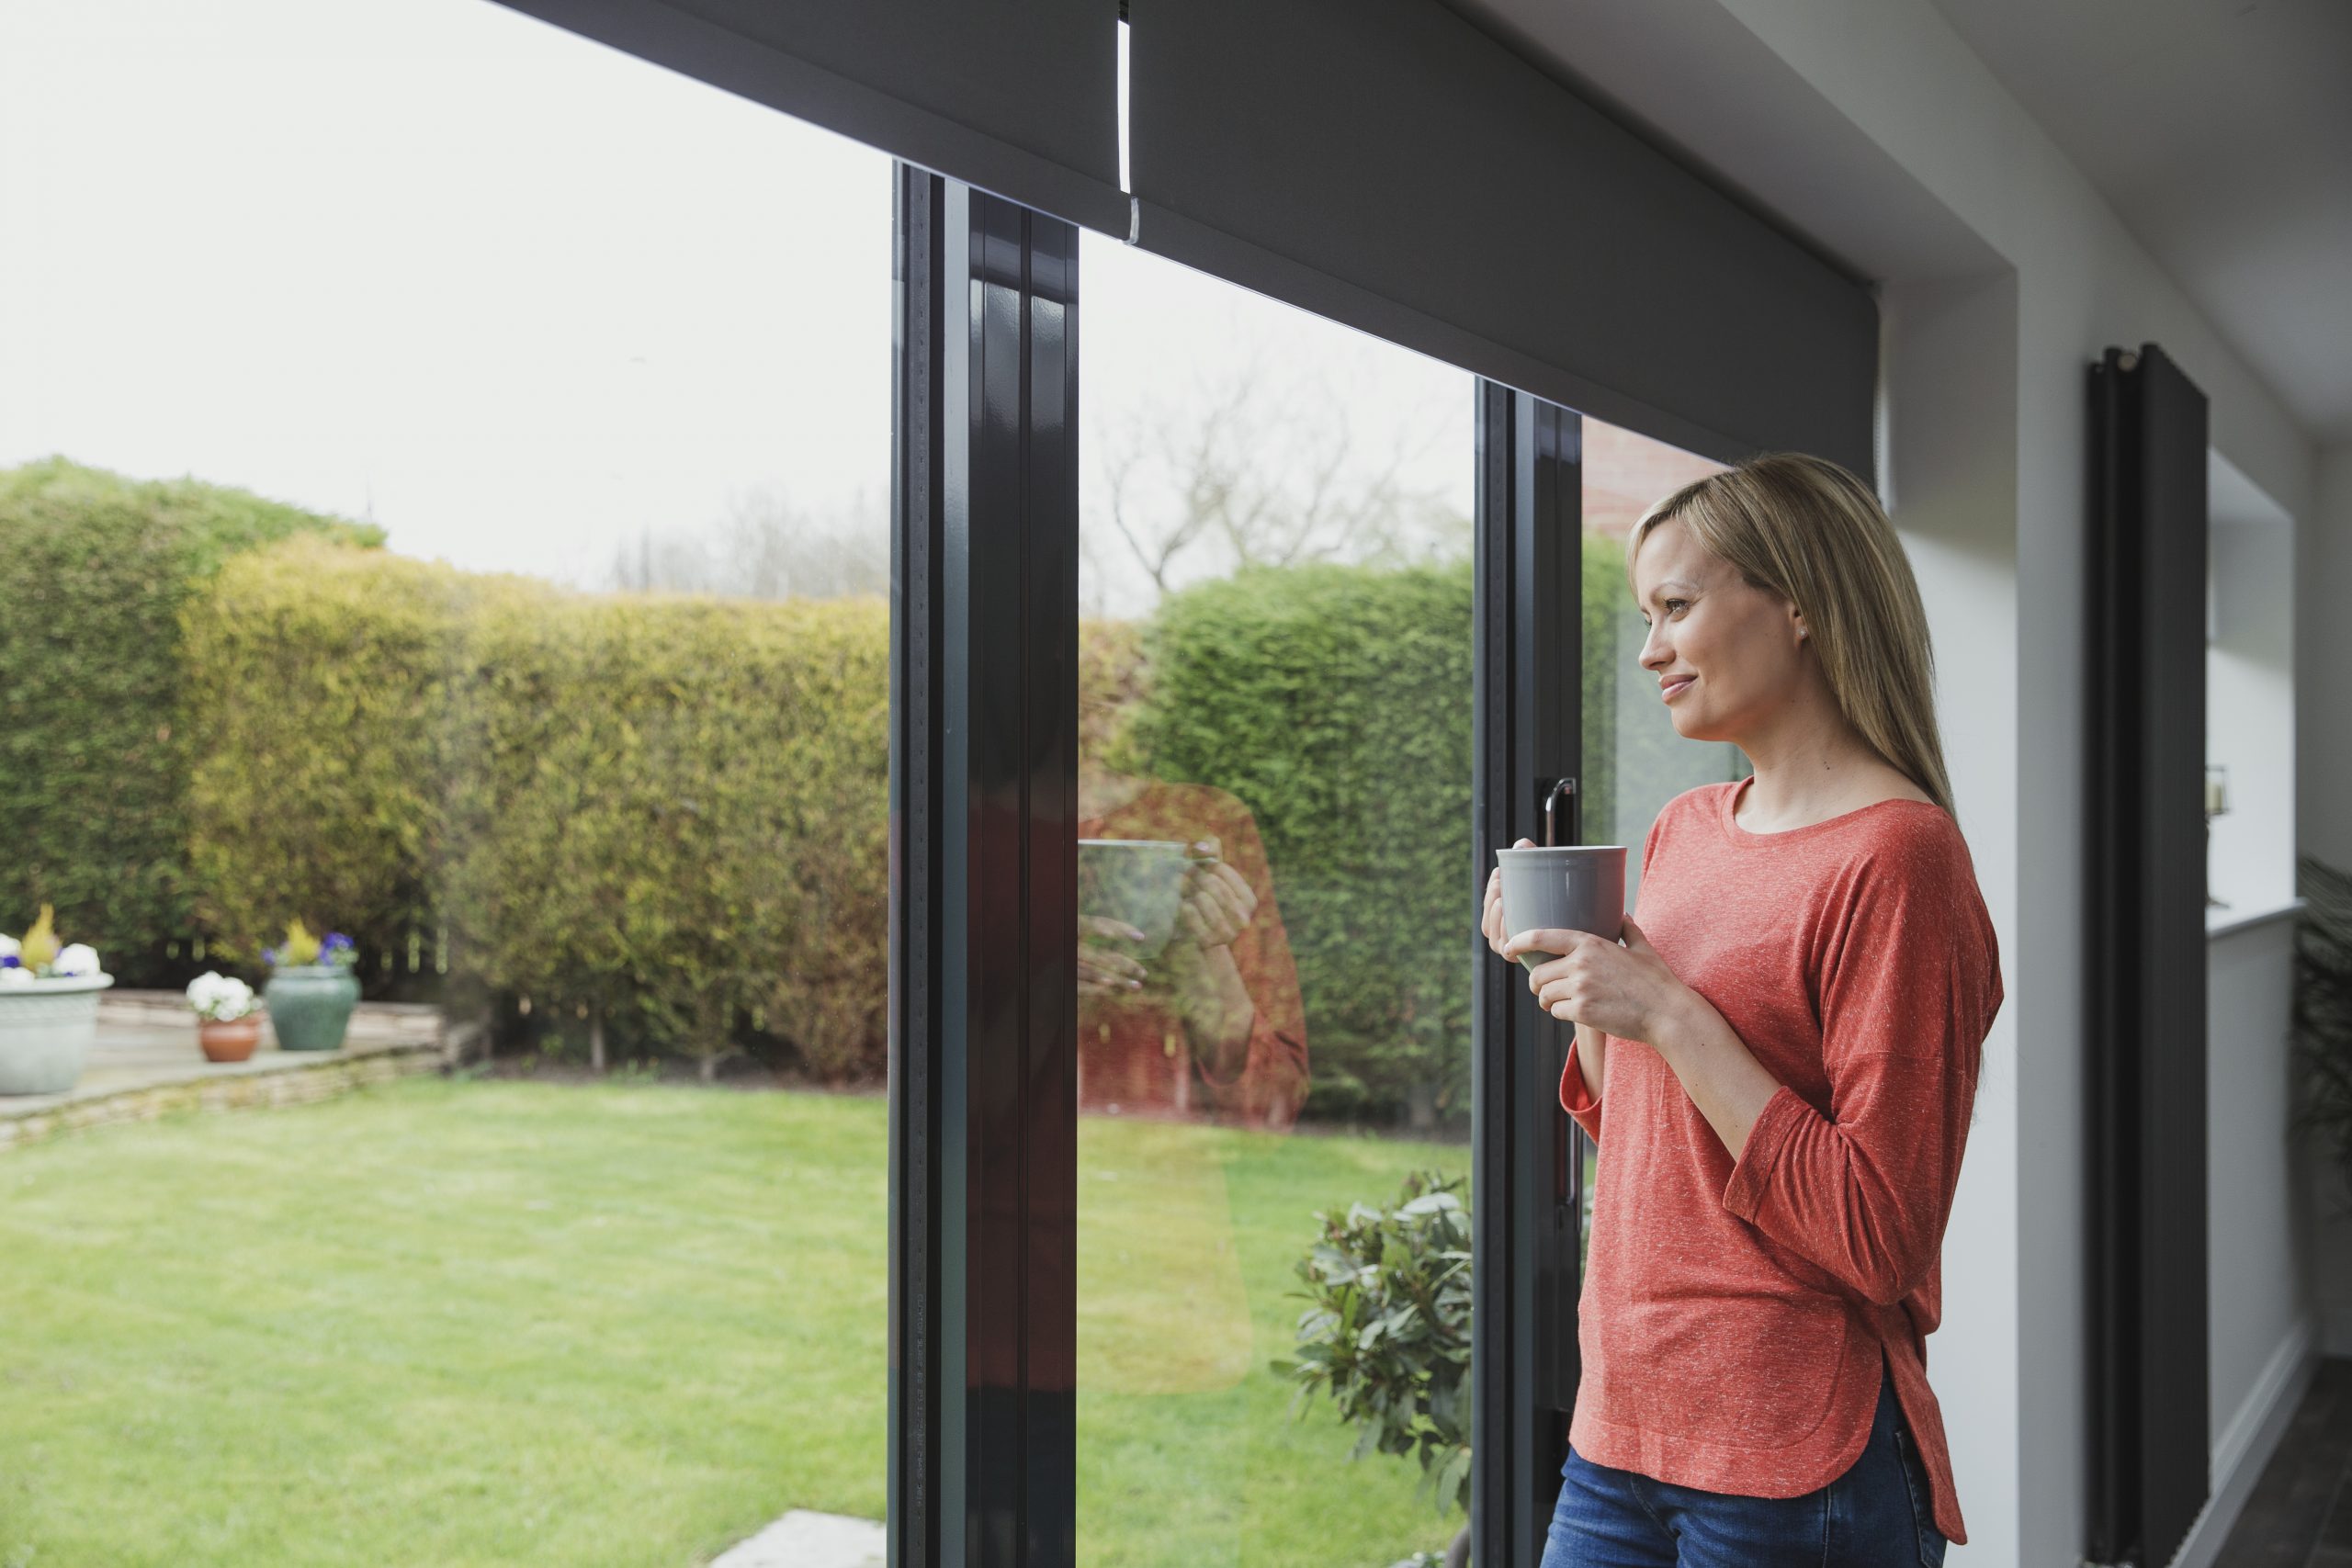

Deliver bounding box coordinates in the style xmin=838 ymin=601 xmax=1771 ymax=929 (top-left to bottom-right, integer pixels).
xmin=1629 ymin=452 xmax=1954 ymax=818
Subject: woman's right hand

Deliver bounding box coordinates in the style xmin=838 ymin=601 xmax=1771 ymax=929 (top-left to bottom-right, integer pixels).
xmin=1078 ymin=914 xmax=1150 ymax=997
xmin=1480 ymin=837 xmax=1535 ymax=959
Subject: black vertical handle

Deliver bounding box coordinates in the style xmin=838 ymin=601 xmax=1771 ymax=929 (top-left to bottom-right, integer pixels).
xmin=1542 ymin=776 xmax=1579 ymax=847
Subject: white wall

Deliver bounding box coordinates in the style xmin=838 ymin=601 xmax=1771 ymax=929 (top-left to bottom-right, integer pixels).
xmin=2206 ymin=455 xmax=2299 ymax=920
xmin=2188 ymin=918 xmax=2312 ymax=1567
xmin=1535 ymin=1 xmax=2326 ymax=1561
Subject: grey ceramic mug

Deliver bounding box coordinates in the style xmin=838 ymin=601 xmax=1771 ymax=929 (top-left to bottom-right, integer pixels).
xmin=1496 ymin=845 xmax=1628 ymax=970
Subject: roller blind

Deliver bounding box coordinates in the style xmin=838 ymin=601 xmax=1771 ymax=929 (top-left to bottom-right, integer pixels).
xmin=493 ymin=0 xmax=1125 ymax=233
xmin=1130 ymin=0 xmax=1879 ymax=475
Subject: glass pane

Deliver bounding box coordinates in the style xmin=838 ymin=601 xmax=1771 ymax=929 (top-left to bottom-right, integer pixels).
xmin=1573 ymin=418 xmax=1743 ymax=1264
xmin=0 ymin=4 xmax=889 ymax=1563
xmin=1579 ymin=421 xmax=1747 ymax=901
xmin=1076 ymin=235 xmax=1476 ymax=1565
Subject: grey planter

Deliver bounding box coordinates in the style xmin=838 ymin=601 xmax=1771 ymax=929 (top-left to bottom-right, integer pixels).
xmin=265 ymin=964 xmax=360 ymax=1052
xmin=0 ymin=973 xmax=115 ymax=1095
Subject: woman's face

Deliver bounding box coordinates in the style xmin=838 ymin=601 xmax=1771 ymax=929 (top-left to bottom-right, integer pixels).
xmin=1630 ymin=516 xmax=1807 ymax=743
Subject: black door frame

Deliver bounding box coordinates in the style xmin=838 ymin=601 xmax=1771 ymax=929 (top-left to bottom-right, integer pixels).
xmin=891 ymin=173 xmax=1601 ymax=1568
xmin=1471 ymin=386 xmax=1588 ymax=1562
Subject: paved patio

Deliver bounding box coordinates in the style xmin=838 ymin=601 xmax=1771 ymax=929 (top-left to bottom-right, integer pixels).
xmin=0 ymin=988 xmax=447 ymax=1149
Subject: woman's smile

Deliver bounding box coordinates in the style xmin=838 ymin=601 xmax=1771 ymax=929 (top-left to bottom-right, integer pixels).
xmin=1661 ymin=674 xmax=1696 ymax=703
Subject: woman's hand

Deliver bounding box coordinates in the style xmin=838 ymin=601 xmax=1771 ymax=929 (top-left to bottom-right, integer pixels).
xmin=1176 ymin=839 xmax=1256 ymax=950
xmin=1077 ymin=915 xmax=1149 ymax=997
xmin=1480 ymin=838 xmax=1536 ymax=959
xmin=1500 ymin=918 xmax=1687 ymax=1044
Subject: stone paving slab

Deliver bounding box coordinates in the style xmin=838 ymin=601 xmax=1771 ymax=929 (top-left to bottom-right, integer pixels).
xmin=711 ymin=1512 xmax=886 ymax=1568
xmin=0 ymin=990 xmax=447 ymax=1150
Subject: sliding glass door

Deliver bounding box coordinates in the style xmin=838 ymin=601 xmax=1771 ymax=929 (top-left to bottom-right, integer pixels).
xmin=1070 ymin=231 xmax=1478 ymax=1566
xmin=890 ymin=169 xmax=1777 ymax=1568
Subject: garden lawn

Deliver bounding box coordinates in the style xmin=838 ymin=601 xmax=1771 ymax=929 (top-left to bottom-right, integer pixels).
xmin=0 ymin=1078 xmax=1466 ymax=1567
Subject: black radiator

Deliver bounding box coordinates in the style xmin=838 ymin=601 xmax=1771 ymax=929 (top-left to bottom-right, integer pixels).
xmin=2085 ymin=342 xmax=2211 ymax=1568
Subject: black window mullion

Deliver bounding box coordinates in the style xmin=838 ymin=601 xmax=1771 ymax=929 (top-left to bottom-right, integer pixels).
xmin=891 ymin=165 xmax=1080 ymax=1568
xmin=1472 ymin=382 xmax=1584 ymax=1565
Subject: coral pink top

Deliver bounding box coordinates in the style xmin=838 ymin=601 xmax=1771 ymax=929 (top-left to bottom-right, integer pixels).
xmin=1559 ymin=777 xmax=2001 ymax=1545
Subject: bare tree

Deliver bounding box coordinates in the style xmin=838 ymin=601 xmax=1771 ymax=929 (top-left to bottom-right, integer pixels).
xmin=609 ymin=486 xmax=888 ymax=600
xmin=1085 ymin=359 xmax=1469 ymax=613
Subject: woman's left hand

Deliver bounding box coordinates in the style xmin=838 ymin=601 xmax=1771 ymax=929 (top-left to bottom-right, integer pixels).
xmin=1500 ymin=918 xmax=1688 ymax=1043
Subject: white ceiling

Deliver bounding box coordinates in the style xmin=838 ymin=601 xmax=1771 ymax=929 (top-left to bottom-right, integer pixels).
xmin=1923 ymin=0 xmax=2352 ymax=445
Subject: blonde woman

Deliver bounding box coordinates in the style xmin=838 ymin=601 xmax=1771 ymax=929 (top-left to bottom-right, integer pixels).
xmin=1478 ymin=453 xmax=2003 ymax=1567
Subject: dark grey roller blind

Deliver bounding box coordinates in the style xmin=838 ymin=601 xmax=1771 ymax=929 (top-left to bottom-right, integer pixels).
xmin=1130 ymin=0 xmax=1878 ymax=475
xmin=493 ymin=0 xmax=1125 ymax=233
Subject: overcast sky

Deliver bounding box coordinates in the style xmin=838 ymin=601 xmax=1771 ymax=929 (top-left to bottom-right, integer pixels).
xmin=0 ymin=0 xmax=1475 ymax=605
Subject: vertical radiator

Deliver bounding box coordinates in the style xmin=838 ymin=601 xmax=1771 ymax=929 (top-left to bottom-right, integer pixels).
xmin=2086 ymin=342 xmax=2211 ymax=1568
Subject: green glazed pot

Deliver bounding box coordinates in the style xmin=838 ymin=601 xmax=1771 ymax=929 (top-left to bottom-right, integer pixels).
xmin=265 ymin=964 xmax=360 ymax=1052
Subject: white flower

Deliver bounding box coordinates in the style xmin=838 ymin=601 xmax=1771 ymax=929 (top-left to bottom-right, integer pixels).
xmin=0 ymin=967 xmax=31 ymax=987
xmin=52 ymin=943 xmax=102 ymax=978
xmin=186 ymin=971 xmax=254 ymax=1021
xmin=0 ymin=934 xmax=17 ymax=961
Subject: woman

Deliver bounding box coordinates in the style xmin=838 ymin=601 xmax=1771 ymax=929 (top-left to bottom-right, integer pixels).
xmin=1478 ymin=452 xmax=2003 ymax=1568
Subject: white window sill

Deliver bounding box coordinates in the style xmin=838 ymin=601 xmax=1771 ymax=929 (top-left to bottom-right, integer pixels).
xmin=2207 ymin=897 xmax=2303 ymax=942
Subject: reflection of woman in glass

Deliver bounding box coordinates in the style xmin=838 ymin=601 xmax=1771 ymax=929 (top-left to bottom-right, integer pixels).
xmin=1481 ymin=455 xmax=2001 ymax=1566
xmin=1075 ymin=633 xmax=1307 ymax=1131
xmin=1076 ymin=773 xmax=1308 ymax=1130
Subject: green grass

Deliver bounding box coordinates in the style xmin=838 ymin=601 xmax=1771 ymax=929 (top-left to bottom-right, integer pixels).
xmin=0 ymin=1079 xmax=1466 ymax=1567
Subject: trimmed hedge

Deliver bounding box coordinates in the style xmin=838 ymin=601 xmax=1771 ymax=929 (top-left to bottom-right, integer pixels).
xmin=443 ymin=590 xmax=888 ymax=1079
xmin=1119 ymin=536 xmax=1628 ymax=1123
xmin=182 ymin=538 xmax=889 ymax=1078
xmin=182 ymin=538 xmax=530 ymax=976
xmin=0 ymin=459 xmax=379 ymax=984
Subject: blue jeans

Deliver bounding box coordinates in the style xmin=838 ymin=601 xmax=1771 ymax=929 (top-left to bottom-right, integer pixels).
xmin=1540 ymin=1364 xmax=1947 ymax=1568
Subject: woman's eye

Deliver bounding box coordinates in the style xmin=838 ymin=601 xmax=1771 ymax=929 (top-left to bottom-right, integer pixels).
xmin=1665 ymin=599 xmax=1690 ymax=615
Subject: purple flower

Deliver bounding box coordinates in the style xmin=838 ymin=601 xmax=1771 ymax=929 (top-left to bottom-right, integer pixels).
xmin=0 ymin=955 xmax=17 ymax=969
xmin=323 ymin=931 xmax=355 ymax=953
xmin=262 ymin=947 xmax=277 ymax=965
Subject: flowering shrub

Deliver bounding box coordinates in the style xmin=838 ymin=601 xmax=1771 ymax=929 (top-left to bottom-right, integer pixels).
xmin=262 ymin=919 xmax=356 ymax=970
xmin=0 ymin=906 xmax=106 ymax=986
xmin=186 ymin=971 xmax=257 ymax=1022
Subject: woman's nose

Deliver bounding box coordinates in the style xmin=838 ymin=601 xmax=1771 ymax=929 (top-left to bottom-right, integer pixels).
xmin=1638 ymin=622 xmax=1670 ymax=669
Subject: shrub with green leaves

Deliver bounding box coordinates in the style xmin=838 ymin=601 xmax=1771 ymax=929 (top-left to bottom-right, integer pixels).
xmin=2294 ymin=856 xmax=2352 ymax=1198
xmin=181 ymin=536 xmax=520 ymax=976
xmin=443 ymin=590 xmax=889 ymax=1080
xmin=1276 ymin=1168 xmax=1473 ymax=1517
xmin=183 ymin=537 xmax=891 ymax=1077
xmin=0 ymin=459 xmax=380 ymax=986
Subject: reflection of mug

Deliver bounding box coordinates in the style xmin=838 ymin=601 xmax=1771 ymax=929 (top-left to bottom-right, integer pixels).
xmin=1079 ymin=839 xmax=1193 ymax=961
xmin=1496 ymin=846 xmax=1627 ymax=971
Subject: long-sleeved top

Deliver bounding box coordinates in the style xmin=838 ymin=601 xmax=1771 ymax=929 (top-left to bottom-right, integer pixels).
xmin=1558 ymin=775 xmax=2002 ymax=1544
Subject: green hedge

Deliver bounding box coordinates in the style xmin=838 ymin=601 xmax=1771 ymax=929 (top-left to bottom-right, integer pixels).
xmin=1119 ymin=537 xmax=1627 ymax=1124
xmin=23 ymin=458 xmax=1660 ymax=1100
xmin=443 ymin=590 xmax=888 ymax=1079
xmin=182 ymin=538 xmax=889 ymax=1078
xmin=0 ymin=460 xmax=379 ymax=983
xmin=182 ymin=538 xmax=526 ymax=976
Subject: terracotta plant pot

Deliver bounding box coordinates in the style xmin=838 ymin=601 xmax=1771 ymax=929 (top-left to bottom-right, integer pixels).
xmin=197 ymin=1016 xmax=263 ymax=1064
